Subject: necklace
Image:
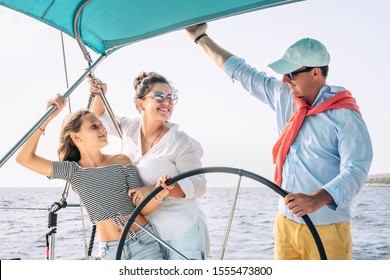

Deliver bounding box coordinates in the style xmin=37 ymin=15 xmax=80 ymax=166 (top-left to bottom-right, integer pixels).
xmin=142 ymin=123 xmax=164 ymax=148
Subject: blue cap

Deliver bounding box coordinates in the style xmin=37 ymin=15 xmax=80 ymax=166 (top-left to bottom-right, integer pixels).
xmin=268 ymin=38 xmax=330 ymax=74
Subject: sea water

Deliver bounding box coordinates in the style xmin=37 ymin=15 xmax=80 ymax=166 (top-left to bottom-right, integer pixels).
xmin=0 ymin=186 xmax=389 ymax=260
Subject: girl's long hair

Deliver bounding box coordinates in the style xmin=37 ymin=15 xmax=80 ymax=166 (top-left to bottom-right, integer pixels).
xmin=58 ymin=110 xmax=92 ymax=161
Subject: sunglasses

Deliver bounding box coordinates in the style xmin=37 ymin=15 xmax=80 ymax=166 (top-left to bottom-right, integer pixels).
xmin=143 ymin=91 xmax=178 ymax=105
xmin=286 ymin=67 xmax=314 ymax=80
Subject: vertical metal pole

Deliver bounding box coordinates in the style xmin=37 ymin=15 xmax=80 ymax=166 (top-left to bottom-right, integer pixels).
xmin=47 ymin=209 xmax=58 ymax=260
xmin=49 ymin=232 xmax=56 ymax=260
xmin=79 ymin=201 xmax=89 ymax=259
xmin=219 ymin=174 xmax=242 ymax=260
xmin=87 ymin=76 xmax=123 ymax=139
xmin=73 ymin=0 xmax=123 ymax=139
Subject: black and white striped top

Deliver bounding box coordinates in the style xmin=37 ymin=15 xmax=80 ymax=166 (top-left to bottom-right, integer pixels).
xmin=50 ymin=161 xmax=143 ymax=226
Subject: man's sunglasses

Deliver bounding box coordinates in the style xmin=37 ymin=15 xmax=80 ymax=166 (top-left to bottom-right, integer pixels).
xmin=286 ymin=67 xmax=314 ymax=80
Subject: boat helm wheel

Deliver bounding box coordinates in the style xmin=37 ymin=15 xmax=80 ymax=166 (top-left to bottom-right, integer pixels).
xmin=116 ymin=167 xmax=327 ymax=260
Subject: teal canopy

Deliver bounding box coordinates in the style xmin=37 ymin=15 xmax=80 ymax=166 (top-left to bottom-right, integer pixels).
xmin=0 ymin=0 xmax=304 ymax=168
xmin=0 ymin=0 xmax=302 ymax=55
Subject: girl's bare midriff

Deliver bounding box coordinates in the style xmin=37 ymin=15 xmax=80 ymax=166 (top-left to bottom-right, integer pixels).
xmin=95 ymin=214 xmax=148 ymax=242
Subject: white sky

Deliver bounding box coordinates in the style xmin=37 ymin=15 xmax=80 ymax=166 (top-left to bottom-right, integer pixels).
xmin=0 ymin=0 xmax=389 ymax=188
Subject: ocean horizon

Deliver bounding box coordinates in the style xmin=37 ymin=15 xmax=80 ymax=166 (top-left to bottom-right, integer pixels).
xmin=0 ymin=185 xmax=389 ymax=260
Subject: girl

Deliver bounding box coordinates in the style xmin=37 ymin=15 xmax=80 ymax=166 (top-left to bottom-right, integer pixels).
xmin=16 ymin=93 xmax=173 ymax=260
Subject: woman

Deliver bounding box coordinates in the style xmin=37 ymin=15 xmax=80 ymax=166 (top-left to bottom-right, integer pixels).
xmin=16 ymin=93 xmax=173 ymax=260
xmin=88 ymin=72 xmax=210 ymax=260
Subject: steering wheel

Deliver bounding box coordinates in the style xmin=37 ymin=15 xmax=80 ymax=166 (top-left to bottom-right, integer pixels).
xmin=115 ymin=167 xmax=327 ymax=260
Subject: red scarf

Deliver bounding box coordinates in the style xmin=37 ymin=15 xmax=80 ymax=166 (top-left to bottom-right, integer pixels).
xmin=272 ymin=90 xmax=361 ymax=186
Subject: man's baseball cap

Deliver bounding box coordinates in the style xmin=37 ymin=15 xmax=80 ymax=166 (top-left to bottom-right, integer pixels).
xmin=268 ymin=38 xmax=330 ymax=74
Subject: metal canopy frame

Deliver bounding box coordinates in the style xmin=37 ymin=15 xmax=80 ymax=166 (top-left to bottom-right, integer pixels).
xmin=0 ymin=0 xmax=123 ymax=168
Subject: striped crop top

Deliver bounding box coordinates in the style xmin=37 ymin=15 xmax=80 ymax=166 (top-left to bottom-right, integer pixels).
xmin=50 ymin=161 xmax=143 ymax=226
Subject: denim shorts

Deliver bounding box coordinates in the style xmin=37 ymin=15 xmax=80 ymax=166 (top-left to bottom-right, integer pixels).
xmin=162 ymin=216 xmax=210 ymax=260
xmin=98 ymin=223 xmax=163 ymax=260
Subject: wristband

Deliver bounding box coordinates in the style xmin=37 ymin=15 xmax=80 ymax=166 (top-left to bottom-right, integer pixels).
xmin=38 ymin=126 xmax=45 ymax=135
xmin=161 ymin=182 xmax=171 ymax=192
xmin=194 ymin=33 xmax=208 ymax=44
xmin=154 ymin=195 xmax=164 ymax=202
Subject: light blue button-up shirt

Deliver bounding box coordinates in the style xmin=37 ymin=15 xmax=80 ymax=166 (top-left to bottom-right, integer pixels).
xmin=224 ymin=55 xmax=373 ymax=225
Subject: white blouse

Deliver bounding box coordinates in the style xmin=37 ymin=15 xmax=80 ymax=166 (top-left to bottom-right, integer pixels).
xmin=100 ymin=111 xmax=207 ymax=240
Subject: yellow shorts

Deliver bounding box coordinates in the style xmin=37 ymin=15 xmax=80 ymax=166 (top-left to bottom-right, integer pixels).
xmin=273 ymin=213 xmax=352 ymax=260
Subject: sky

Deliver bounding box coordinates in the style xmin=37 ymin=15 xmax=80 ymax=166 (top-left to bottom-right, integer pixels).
xmin=0 ymin=0 xmax=389 ymax=188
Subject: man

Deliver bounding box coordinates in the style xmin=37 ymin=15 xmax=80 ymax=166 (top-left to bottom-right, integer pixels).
xmin=186 ymin=23 xmax=373 ymax=260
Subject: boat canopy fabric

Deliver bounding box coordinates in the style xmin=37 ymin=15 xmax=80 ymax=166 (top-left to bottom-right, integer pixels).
xmin=0 ymin=0 xmax=302 ymax=55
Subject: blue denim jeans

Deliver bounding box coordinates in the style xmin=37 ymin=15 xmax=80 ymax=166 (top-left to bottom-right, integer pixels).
xmin=98 ymin=223 xmax=163 ymax=260
xmin=162 ymin=216 xmax=210 ymax=260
